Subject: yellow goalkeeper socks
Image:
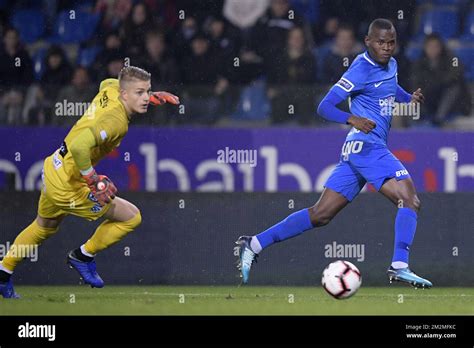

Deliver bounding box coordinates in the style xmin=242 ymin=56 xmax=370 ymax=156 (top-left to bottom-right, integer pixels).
xmin=1 ymin=213 xmax=142 ymax=272
xmin=84 ymin=212 xmax=142 ymax=255
xmin=0 ymin=220 xmax=58 ymax=273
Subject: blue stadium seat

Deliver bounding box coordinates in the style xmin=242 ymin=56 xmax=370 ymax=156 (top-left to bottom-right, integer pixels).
xmin=74 ymin=0 xmax=97 ymax=12
xmin=232 ymin=79 xmax=270 ymax=120
xmin=32 ymin=47 xmax=48 ymax=80
xmin=460 ymin=11 xmax=474 ymax=42
xmin=452 ymin=45 xmax=474 ymax=81
xmin=290 ymin=0 xmax=320 ymax=24
xmin=416 ymin=7 xmax=460 ymax=40
xmin=417 ymin=0 xmax=468 ymax=4
xmin=10 ymin=10 xmax=45 ymax=44
xmin=434 ymin=0 xmax=466 ymax=4
xmin=313 ymin=43 xmax=331 ymax=81
xmin=48 ymin=10 xmax=100 ymax=44
xmin=77 ymin=46 xmax=102 ymax=67
xmin=404 ymin=42 xmax=424 ymax=61
xmin=14 ymin=0 xmax=42 ymax=8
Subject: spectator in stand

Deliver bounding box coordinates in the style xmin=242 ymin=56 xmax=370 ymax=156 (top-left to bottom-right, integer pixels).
xmin=93 ymin=31 xmax=126 ymax=82
xmin=205 ymin=15 xmax=242 ymax=117
xmin=41 ymin=45 xmax=73 ymax=102
xmin=412 ymin=34 xmax=471 ymax=126
xmin=248 ymin=0 xmax=314 ymax=78
xmin=267 ymin=26 xmax=317 ymax=124
xmin=122 ymin=2 xmax=156 ymax=58
xmin=173 ymin=0 xmax=224 ymax=24
xmin=0 ymin=28 xmax=33 ymax=125
xmin=141 ymin=31 xmax=180 ymax=90
xmin=95 ymin=0 xmax=133 ymax=34
xmin=181 ymin=32 xmax=224 ymax=124
xmin=23 ymin=45 xmax=72 ymax=125
xmin=223 ymin=0 xmax=270 ymax=31
xmin=313 ymin=16 xmax=339 ymax=46
xmin=321 ymin=24 xmax=363 ymax=84
xmin=206 ymin=15 xmax=240 ymax=72
xmin=105 ymin=54 xmax=125 ymax=79
xmin=144 ymin=0 xmax=179 ymax=31
xmin=138 ymin=31 xmax=180 ymax=125
xmin=392 ymin=45 xmax=410 ymax=90
xmin=173 ymin=16 xmax=199 ymax=65
xmin=53 ymin=67 xmax=96 ymax=126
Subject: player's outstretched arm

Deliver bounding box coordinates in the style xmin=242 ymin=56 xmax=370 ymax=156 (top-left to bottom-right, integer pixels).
xmin=318 ymin=89 xmax=376 ymax=134
xmin=396 ymin=85 xmax=424 ymax=104
xmin=149 ymin=91 xmax=180 ymax=106
xmin=410 ymin=88 xmax=424 ymax=103
xmin=69 ymin=128 xmax=117 ymax=206
xmin=317 ymin=89 xmax=351 ymax=124
xmin=395 ymin=84 xmax=412 ymax=103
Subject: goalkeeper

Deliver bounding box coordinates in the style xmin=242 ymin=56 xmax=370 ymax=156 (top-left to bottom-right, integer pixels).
xmin=0 ymin=66 xmax=179 ymax=298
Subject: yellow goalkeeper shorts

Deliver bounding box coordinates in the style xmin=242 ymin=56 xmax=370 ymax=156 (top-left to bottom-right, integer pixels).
xmin=37 ymin=152 xmax=112 ymax=221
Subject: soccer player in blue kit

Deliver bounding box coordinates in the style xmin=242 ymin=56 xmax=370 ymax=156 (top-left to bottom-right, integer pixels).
xmin=236 ymin=19 xmax=432 ymax=288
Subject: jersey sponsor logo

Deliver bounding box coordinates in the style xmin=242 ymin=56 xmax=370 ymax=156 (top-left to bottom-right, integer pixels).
xmin=341 ymin=141 xmax=364 ymax=161
xmin=87 ymin=192 xmax=98 ymax=203
xmin=396 ymin=169 xmax=409 ymax=177
xmin=374 ymin=81 xmax=383 ymax=87
xmin=90 ymin=204 xmax=103 ymax=213
xmin=379 ymin=96 xmax=396 ymax=107
xmin=379 ymin=96 xmax=396 ymax=116
xmin=41 ymin=167 xmax=46 ymax=192
xmin=53 ymin=151 xmax=63 ymax=170
xmin=100 ymin=130 xmax=108 ymax=140
xmin=87 ymin=193 xmax=103 ymax=213
xmin=99 ymin=91 xmax=109 ymax=108
xmin=335 ymin=78 xmax=354 ymax=92
xmin=58 ymin=141 xmax=68 ymax=157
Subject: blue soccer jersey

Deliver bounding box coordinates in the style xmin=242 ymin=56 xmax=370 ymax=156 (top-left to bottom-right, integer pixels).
xmin=330 ymin=51 xmax=398 ymax=145
xmin=323 ymin=51 xmax=411 ymax=201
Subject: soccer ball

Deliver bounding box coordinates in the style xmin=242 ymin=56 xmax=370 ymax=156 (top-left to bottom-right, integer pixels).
xmin=322 ymin=260 xmax=362 ymax=299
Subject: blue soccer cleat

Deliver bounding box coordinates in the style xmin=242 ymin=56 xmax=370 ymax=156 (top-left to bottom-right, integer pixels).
xmin=235 ymin=236 xmax=258 ymax=284
xmin=0 ymin=279 xmax=20 ymax=299
xmin=387 ymin=266 xmax=433 ymax=289
xmin=67 ymin=251 xmax=104 ymax=288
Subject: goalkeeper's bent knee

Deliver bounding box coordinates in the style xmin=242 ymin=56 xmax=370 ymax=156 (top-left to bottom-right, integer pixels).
xmin=84 ymin=211 xmax=142 ymax=255
xmin=124 ymin=210 xmax=142 ymax=230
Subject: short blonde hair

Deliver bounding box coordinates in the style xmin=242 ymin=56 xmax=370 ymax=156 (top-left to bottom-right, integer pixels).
xmin=118 ymin=66 xmax=151 ymax=87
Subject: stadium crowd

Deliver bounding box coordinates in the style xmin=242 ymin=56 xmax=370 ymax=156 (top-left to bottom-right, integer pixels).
xmin=0 ymin=0 xmax=472 ymax=127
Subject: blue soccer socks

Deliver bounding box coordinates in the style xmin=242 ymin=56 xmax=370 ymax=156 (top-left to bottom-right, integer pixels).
xmin=391 ymin=207 xmax=417 ymax=266
xmin=254 ymin=209 xmax=314 ymax=252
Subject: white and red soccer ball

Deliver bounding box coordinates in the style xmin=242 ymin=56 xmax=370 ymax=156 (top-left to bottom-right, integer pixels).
xmin=322 ymin=260 xmax=362 ymax=299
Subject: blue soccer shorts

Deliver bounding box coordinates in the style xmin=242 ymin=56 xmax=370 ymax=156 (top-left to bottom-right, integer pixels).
xmin=324 ymin=140 xmax=410 ymax=201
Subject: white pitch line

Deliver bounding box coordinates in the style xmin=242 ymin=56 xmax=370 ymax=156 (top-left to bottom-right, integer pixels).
xmin=58 ymin=292 xmax=474 ymax=299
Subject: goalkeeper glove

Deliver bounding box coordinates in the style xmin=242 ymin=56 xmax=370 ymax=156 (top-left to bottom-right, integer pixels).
xmin=82 ymin=169 xmax=117 ymax=206
xmin=150 ymin=91 xmax=180 ymax=106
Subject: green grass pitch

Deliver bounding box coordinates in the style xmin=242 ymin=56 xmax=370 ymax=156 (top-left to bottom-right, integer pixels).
xmin=1 ymin=286 xmax=473 ymax=315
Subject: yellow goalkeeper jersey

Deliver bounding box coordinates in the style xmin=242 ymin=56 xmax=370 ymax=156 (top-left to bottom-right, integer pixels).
xmin=44 ymin=78 xmax=129 ymax=190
